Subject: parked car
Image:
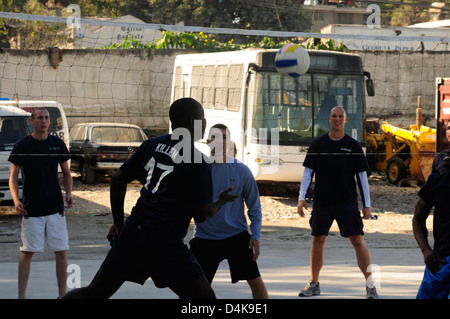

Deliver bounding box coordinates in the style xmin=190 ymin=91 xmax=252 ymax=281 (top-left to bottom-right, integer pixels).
xmin=69 ymin=122 xmax=148 ymax=184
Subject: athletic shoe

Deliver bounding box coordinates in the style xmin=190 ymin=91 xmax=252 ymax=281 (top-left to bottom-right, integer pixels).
xmin=298 ymin=280 xmax=320 ymax=297
xmin=366 ymin=286 xmax=378 ymax=299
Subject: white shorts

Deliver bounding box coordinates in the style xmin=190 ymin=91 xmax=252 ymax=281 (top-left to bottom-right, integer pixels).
xmin=20 ymin=213 xmax=69 ymax=253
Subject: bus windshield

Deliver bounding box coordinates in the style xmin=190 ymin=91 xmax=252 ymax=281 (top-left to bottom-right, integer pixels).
xmin=252 ymin=72 xmax=364 ymax=145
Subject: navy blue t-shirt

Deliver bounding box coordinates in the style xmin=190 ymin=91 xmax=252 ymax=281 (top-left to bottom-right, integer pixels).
xmin=303 ymin=133 xmax=369 ymax=206
xmin=120 ymin=134 xmax=213 ymax=239
xmin=8 ymin=135 xmax=70 ymax=217
xmin=418 ymin=172 xmax=450 ymax=257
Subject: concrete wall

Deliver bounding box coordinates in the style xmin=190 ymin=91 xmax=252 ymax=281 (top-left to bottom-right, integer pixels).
xmin=360 ymin=50 xmax=450 ymax=127
xmin=0 ymin=48 xmax=184 ymax=134
xmin=0 ymin=48 xmax=448 ymax=134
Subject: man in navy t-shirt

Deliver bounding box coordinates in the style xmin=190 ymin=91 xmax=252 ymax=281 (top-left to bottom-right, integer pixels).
xmin=414 ymin=150 xmax=450 ymax=299
xmin=297 ymin=106 xmax=377 ymax=299
xmin=61 ymin=98 xmax=238 ymax=299
xmin=9 ymin=107 xmax=73 ymax=299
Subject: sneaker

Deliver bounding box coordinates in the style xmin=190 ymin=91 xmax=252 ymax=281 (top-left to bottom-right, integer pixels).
xmin=366 ymin=286 xmax=378 ymax=299
xmin=299 ymin=280 xmax=320 ymax=297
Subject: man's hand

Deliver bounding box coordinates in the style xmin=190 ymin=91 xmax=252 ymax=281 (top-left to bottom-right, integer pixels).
xmin=14 ymin=200 xmax=27 ymax=216
xmin=65 ymin=194 xmax=74 ymax=208
xmin=107 ymin=224 xmax=121 ymax=245
xmin=362 ymin=207 xmax=372 ymax=220
xmin=217 ymin=186 xmax=239 ymax=204
xmin=424 ymin=249 xmax=444 ymax=274
xmin=249 ymin=238 xmax=260 ymax=261
xmin=297 ymin=200 xmax=307 ymax=217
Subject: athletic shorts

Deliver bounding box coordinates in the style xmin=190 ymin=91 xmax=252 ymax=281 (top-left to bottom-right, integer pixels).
xmin=20 ymin=212 xmax=69 ymax=252
xmin=416 ymin=255 xmax=450 ymax=299
xmin=189 ymin=231 xmax=261 ymax=284
xmin=309 ymin=200 xmax=364 ymax=237
xmin=100 ymin=214 xmax=204 ymax=288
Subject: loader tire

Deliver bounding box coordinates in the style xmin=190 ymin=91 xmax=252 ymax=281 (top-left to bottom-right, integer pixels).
xmin=386 ymin=157 xmax=406 ymax=185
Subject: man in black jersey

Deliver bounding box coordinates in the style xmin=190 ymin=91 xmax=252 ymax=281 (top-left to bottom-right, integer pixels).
xmin=61 ymin=98 xmax=238 ymax=299
xmin=297 ymin=106 xmax=378 ymax=299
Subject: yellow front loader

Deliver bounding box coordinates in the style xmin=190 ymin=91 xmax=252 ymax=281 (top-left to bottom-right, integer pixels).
xmin=366 ymin=120 xmax=436 ymax=186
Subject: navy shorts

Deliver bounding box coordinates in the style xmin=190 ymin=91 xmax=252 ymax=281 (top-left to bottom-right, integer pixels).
xmin=309 ymin=200 xmax=364 ymax=237
xmin=189 ymin=231 xmax=261 ymax=284
xmin=100 ymin=214 xmax=204 ymax=288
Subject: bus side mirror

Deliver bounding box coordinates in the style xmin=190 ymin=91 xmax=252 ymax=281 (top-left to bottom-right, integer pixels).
xmin=366 ymin=79 xmax=375 ymax=97
xmin=364 ymin=71 xmax=375 ymax=97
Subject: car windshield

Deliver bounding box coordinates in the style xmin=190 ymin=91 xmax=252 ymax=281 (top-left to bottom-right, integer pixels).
xmin=91 ymin=126 xmax=145 ymax=143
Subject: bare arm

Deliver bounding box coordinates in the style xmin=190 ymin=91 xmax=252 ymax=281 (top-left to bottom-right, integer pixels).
xmin=110 ymin=169 xmax=131 ymax=227
xmin=412 ymin=198 xmax=443 ymax=273
xmin=60 ymin=161 xmax=73 ymax=208
xmin=193 ymin=186 xmax=239 ymax=223
xmin=9 ymin=164 xmax=26 ymax=216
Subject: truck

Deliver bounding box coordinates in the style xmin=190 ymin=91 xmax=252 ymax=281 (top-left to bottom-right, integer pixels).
xmin=0 ymin=105 xmax=32 ymax=202
xmin=366 ymin=77 xmax=450 ymax=186
xmin=436 ymin=77 xmax=450 ymax=153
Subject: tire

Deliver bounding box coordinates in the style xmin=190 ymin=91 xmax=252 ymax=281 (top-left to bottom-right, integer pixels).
xmin=81 ymin=161 xmax=96 ymax=184
xmin=386 ymin=157 xmax=406 ymax=185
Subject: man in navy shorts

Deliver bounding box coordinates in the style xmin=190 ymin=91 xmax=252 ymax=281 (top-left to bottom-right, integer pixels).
xmin=413 ymin=150 xmax=450 ymax=299
xmin=297 ymin=106 xmax=378 ymax=299
xmin=61 ymin=98 xmax=238 ymax=299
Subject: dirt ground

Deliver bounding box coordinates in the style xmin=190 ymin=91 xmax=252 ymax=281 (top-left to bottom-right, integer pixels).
xmin=0 ymin=173 xmax=430 ymax=263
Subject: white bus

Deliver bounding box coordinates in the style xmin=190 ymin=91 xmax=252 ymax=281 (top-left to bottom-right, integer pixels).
xmin=171 ymin=49 xmax=374 ymax=183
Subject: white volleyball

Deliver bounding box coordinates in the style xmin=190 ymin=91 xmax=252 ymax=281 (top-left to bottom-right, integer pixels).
xmin=275 ymin=43 xmax=310 ymax=77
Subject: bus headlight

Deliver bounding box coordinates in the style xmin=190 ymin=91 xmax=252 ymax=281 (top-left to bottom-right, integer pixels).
xmin=255 ymin=157 xmax=283 ymax=165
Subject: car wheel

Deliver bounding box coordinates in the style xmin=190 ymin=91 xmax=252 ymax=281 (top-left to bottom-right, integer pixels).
xmin=81 ymin=161 xmax=96 ymax=184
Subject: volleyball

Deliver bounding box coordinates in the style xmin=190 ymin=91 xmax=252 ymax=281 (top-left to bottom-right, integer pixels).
xmin=275 ymin=43 xmax=310 ymax=77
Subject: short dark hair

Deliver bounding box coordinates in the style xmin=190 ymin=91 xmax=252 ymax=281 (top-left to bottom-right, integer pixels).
xmin=31 ymin=107 xmax=49 ymax=119
xmin=209 ymin=124 xmax=230 ymax=137
xmin=169 ymin=98 xmax=203 ymax=129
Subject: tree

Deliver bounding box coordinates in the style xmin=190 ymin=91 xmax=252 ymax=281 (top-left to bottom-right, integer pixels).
xmin=149 ymin=0 xmax=312 ymax=43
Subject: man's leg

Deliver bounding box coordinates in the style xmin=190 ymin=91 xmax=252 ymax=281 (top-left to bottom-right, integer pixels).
xmin=54 ymin=250 xmax=68 ymax=298
xmin=247 ymin=276 xmax=268 ymax=299
xmin=60 ymin=268 xmax=124 ymax=299
xmin=349 ymin=235 xmax=372 ymax=281
xmin=299 ymin=235 xmax=326 ymax=297
xmin=18 ymin=251 xmax=34 ymax=299
xmin=311 ymin=235 xmax=327 ymax=284
xmin=169 ymin=274 xmax=216 ymax=299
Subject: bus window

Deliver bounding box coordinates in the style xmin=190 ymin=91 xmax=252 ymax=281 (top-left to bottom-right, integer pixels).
xmin=173 ymin=66 xmax=183 ymax=100
xmin=190 ymin=66 xmax=203 ymax=103
xmin=227 ymin=64 xmax=244 ymax=112
xmin=313 ymin=74 xmax=364 ymax=141
xmin=214 ymin=65 xmax=228 ymax=110
xmin=202 ymin=65 xmax=215 ymax=109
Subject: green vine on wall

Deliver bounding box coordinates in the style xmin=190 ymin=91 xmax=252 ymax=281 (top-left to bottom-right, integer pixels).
xmin=104 ymin=31 xmax=348 ymax=53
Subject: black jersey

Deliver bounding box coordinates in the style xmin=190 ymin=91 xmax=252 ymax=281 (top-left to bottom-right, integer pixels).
xmin=120 ymin=134 xmax=212 ymax=239
xmin=8 ymin=134 xmax=70 ymax=217
xmin=303 ymin=133 xmax=369 ymax=206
